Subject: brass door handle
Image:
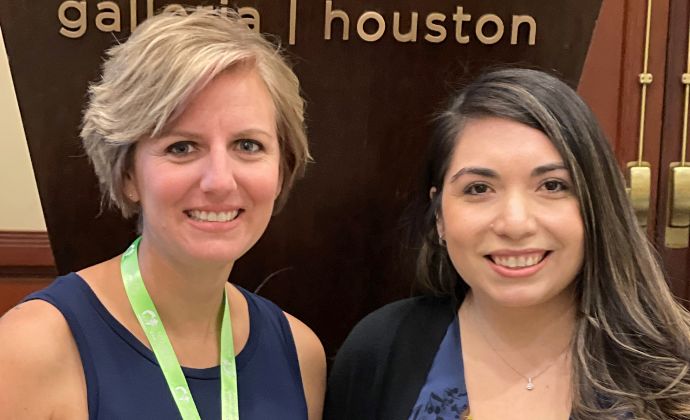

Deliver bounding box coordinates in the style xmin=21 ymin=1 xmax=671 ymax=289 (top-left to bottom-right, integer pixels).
xmin=664 ymin=7 xmax=690 ymax=248
xmin=626 ymin=0 xmax=653 ymax=229
xmin=627 ymin=163 xmax=651 ymax=227
xmin=665 ymin=163 xmax=690 ymax=248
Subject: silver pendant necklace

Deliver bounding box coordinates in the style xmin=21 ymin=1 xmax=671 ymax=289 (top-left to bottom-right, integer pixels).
xmin=469 ymin=304 xmax=570 ymax=391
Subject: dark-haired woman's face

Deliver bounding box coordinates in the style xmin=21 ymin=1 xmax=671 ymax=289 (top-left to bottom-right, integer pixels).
xmin=435 ymin=117 xmax=584 ymax=309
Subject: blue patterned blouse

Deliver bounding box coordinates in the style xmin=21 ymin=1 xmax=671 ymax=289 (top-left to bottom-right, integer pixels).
xmin=407 ymin=317 xmax=631 ymax=420
xmin=409 ymin=316 xmax=467 ymax=419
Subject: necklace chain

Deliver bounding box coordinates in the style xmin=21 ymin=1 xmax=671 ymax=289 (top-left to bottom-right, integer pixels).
xmin=468 ymin=303 xmax=570 ymax=391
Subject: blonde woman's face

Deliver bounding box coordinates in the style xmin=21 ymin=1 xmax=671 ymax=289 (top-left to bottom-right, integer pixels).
xmin=436 ymin=117 xmax=584 ymax=309
xmin=125 ymin=66 xmax=280 ymax=267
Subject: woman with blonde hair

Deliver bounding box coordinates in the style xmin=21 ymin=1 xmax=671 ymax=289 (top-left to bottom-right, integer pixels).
xmin=325 ymin=68 xmax=690 ymax=419
xmin=0 ymin=9 xmax=325 ymax=419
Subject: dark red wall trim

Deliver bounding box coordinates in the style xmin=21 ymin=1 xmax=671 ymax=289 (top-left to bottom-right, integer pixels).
xmin=0 ymin=231 xmax=57 ymax=278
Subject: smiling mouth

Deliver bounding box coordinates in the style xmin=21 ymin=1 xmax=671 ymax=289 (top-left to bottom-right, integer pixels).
xmin=185 ymin=209 xmax=242 ymax=222
xmin=486 ymin=252 xmax=550 ymax=269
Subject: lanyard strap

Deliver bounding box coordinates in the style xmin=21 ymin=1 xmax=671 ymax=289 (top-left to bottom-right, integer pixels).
xmin=120 ymin=237 xmax=239 ymax=420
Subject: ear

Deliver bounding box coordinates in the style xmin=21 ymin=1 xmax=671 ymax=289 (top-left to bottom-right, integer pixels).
xmin=123 ymin=171 xmax=140 ymax=203
xmin=430 ymin=187 xmax=445 ymax=240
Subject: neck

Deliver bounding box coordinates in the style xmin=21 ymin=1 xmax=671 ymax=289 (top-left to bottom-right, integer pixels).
xmin=461 ymin=288 xmax=576 ymax=352
xmin=133 ymin=236 xmax=233 ymax=338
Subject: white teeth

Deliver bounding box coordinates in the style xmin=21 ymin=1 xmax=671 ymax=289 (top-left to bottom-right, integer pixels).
xmin=188 ymin=210 xmax=239 ymax=222
xmin=492 ymin=253 xmax=544 ymax=268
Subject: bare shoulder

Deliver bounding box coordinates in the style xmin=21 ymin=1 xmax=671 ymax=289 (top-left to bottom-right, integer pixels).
xmin=0 ymin=299 xmax=74 ymax=366
xmin=284 ymin=312 xmax=326 ymax=420
xmin=284 ymin=312 xmax=325 ymax=362
xmin=0 ymin=300 xmax=86 ymax=419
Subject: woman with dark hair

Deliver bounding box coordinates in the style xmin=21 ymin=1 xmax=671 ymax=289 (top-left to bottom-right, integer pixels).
xmin=325 ymin=68 xmax=690 ymax=419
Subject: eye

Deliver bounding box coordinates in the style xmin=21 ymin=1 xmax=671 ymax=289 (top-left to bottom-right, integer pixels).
xmin=541 ymin=179 xmax=569 ymax=192
xmin=464 ymin=183 xmax=491 ymax=195
xmin=236 ymin=139 xmax=263 ymax=153
xmin=165 ymin=141 xmax=196 ymax=156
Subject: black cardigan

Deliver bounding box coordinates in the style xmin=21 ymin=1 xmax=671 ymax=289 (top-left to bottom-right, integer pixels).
xmin=324 ymin=295 xmax=458 ymax=420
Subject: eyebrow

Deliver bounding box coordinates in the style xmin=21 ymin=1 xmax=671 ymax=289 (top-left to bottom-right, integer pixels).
xmin=158 ymin=128 xmax=275 ymax=140
xmin=233 ymin=128 xmax=276 ymax=139
xmin=448 ymin=162 xmax=568 ymax=184
xmin=449 ymin=167 xmax=498 ymax=183
xmin=531 ymin=163 xmax=568 ymax=176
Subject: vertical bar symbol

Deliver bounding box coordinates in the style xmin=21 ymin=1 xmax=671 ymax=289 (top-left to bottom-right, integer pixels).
xmin=289 ymin=0 xmax=297 ymax=45
xmin=130 ymin=0 xmax=138 ymax=31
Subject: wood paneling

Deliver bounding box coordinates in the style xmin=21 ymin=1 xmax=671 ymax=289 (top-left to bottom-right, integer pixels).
xmin=0 ymin=231 xmax=55 ymax=266
xmin=656 ymin=0 xmax=690 ymax=302
xmin=0 ymin=231 xmax=55 ymax=314
xmin=580 ymin=0 xmax=688 ymax=306
xmin=580 ymin=0 xmax=670 ymax=239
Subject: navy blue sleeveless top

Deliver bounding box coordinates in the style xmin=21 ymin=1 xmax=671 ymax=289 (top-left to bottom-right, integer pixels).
xmin=24 ymin=273 xmax=308 ymax=420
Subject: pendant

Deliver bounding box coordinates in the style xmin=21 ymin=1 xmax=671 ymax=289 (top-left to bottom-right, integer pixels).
xmin=526 ymin=377 xmax=535 ymax=391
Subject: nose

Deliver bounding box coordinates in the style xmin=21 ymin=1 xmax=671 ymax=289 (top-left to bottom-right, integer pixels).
xmin=199 ymin=147 xmax=237 ymax=195
xmin=491 ymin=192 xmax=538 ymax=240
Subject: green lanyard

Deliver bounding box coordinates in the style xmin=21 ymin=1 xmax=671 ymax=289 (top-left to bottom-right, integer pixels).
xmin=120 ymin=237 xmax=239 ymax=420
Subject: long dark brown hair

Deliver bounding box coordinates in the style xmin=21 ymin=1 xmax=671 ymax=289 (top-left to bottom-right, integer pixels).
xmin=409 ymin=68 xmax=690 ymax=418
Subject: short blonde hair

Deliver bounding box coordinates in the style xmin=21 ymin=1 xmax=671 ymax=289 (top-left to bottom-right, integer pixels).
xmin=81 ymin=8 xmax=310 ymax=218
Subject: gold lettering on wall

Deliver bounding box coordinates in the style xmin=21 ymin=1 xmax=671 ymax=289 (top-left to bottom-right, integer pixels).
xmin=424 ymin=12 xmax=446 ymax=43
xmin=130 ymin=0 xmax=137 ymax=31
xmin=289 ymin=0 xmax=297 ymax=45
xmin=53 ymin=0 xmax=537 ymax=46
xmin=96 ymin=2 xmax=121 ymax=33
xmin=238 ymin=7 xmax=260 ymax=32
xmin=393 ymin=12 xmax=418 ymax=42
xmin=325 ymin=0 xmax=350 ymax=40
xmin=162 ymin=4 xmax=185 ymax=15
xmin=452 ymin=6 xmax=471 ymax=44
xmin=357 ymin=11 xmax=385 ymax=42
xmin=57 ymin=1 xmax=86 ymax=38
xmin=476 ymin=14 xmax=504 ymax=45
xmin=511 ymin=15 xmax=537 ymax=45
xmin=129 ymin=0 xmax=156 ymax=31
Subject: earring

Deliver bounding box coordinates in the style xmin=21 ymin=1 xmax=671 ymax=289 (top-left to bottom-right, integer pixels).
xmin=438 ymin=234 xmax=446 ymax=247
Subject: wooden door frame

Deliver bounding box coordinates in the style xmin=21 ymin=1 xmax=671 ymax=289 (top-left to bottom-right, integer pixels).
xmin=580 ymin=0 xmax=670 ymax=240
xmin=656 ymin=0 xmax=690 ymax=302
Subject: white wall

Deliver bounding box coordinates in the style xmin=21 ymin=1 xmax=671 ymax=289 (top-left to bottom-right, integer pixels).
xmin=0 ymin=25 xmax=47 ymax=231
